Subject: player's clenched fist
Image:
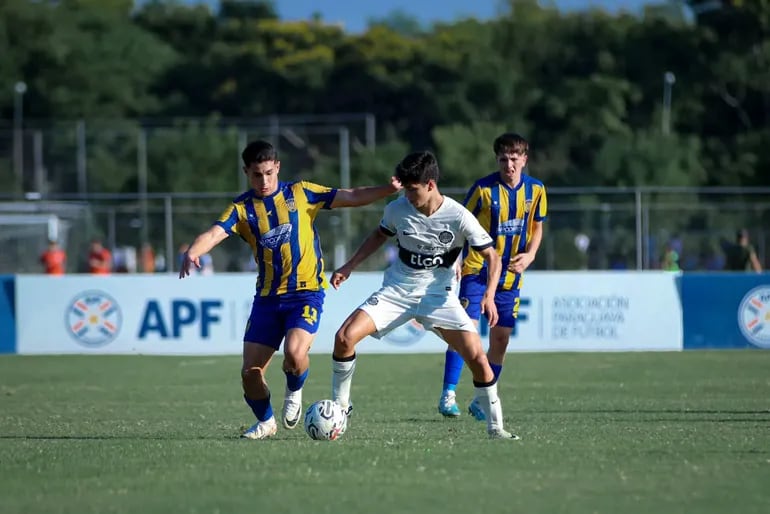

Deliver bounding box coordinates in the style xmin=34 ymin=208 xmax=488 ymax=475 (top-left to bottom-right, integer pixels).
xmin=330 ymin=266 xmax=352 ymax=290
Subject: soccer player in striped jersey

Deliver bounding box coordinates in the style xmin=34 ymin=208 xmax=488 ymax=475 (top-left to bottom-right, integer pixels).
xmin=180 ymin=140 xmax=401 ymax=440
xmin=438 ymin=132 xmax=548 ymax=420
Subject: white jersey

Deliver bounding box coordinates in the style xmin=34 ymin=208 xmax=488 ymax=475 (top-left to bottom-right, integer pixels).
xmin=378 ymin=195 xmax=494 ymax=296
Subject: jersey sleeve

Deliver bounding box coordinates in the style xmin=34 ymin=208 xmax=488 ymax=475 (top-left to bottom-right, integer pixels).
xmin=460 ymin=208 xmax=494 ymax=250
xmin=215 ymin=203 xmax=242 ymax=235
xmin=378 ymin=200 xmax=398 ymax=237
xmin=533 ymin=184 xmax=548 ymax=222
xmin=463 ymin=183 xmax=483 ymax=216
xmin=300 ymin=181 xmax=338 ymax=211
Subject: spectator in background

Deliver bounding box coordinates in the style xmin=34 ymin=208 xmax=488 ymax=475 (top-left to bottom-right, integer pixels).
xmin=178 ymin=243 xmax=213 ymax=275
xmin=40 ymin=240 xmax=66 ymax=275
xmin=723 ymin=229 xmax=763 ymax=272
xmin=198 ymin=252 xmax=214 ymax=275
xmin=177 ymin=243 xmax=214 ymax=275
xmin=141 ymin=243 xmax=156 ymax=273
xmin=154 ymin=253 xmax=167 ymax=273
xmin=661 ymin=242 xmax=680 ymax=271
xmin=88 ymin=238 xmax=112 ymax=274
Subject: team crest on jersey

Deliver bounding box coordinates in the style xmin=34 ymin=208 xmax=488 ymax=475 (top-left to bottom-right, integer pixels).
xmin=460 ymin=297 xmax=470 ymax=310
xmin=524 ymin=200 xmax=532 ymax=213
xmin=285 ymin=197 xmax=297 ymax=212
xmin=366 ymin=295 xmax=379 ymax=306
xmin=261 ymin=223 xmax=292 ymax=249
xmin=737 ymin=286 xmax=770 ymax=349
xmin=66 ymin=290 xmax=122 ymax=347
xmin=438 ymin=231 xmax=454 ymax=244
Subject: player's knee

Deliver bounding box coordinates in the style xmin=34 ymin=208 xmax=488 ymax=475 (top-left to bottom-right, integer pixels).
xmin=282 ymin=353 xmax=302 ymax=374
xmin=334 ymin=326 xmax=358 ymax=354
xmin=464 ymin=350 xmax=487 ymax=370
xmin=242 ymin=366 xmax=264 ymax=387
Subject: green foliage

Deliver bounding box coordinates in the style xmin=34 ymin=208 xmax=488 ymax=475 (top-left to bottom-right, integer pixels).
xmin=595 ymin=130 xmax=706 ymax=187
xmin=432 ymin=122 xmax=510 ymax=187
xmin=0 ymin=0 xmax=768 ymax=195
xmin=146 ymin=119 xmax=241 ymax=193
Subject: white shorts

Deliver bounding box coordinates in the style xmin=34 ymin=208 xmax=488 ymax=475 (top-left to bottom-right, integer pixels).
xmin=357 ymin=286 xmax=477 ymax=339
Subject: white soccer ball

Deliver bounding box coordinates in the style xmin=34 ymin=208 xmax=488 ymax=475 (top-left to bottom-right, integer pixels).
xmin=304 ymin=399 xmax=347 ymax=441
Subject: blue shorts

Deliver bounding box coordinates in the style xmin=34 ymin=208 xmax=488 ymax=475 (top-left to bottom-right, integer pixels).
xmin=458 ymin=274 xmax=520 ymax=328
xmin=244 ymin=291 xmax=324 ymax=349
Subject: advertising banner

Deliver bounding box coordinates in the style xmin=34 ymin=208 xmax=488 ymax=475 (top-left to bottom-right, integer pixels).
xmin=682 ymin=273 xmax=770 ymax=350
xmin=0 ymin=275 xmax=15 ymax=354
xmin=16 ymin=271 xmax=682 ymax=355
xmin=482 ymin=272 xmax=682 ymax=351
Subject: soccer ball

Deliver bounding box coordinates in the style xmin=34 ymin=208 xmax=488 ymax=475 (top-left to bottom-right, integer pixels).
xmin=304 ymin=399 xmax=347 ymax=441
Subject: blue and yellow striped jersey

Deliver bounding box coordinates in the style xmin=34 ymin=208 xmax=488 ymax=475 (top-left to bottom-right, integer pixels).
xmin=461 ymin=172 xmax=547 ymax=291
xmin=216 ymin=181 xmax=337 ymax=296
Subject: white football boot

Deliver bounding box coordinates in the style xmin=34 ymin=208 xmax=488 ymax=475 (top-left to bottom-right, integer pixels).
xmin=241 ymin=417 xmax=278 ymax=440
xmin=282 ymin=389 xmax=302 ymax=430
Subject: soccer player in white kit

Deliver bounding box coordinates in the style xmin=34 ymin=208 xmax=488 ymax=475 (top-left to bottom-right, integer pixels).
xmin=330 ymin=151 xmax=520 ymax=439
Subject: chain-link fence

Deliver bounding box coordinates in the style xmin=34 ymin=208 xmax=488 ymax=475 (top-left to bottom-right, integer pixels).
xmin=0 ymin=116 xmax=376 ymax=198
xmin=2 ymin=187 xmax=768 ymax=274
xmin=1 ymin=118 xmax=768 ymax=274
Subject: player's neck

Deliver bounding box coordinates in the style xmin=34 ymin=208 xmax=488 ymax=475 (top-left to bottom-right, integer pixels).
xmin=499 ymin=170 xmax=522 ymax=188
xmin=417 ymin=194 xmax=444 ymax=217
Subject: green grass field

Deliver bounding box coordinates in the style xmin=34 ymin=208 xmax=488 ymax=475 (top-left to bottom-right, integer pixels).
xmin=1 ymin=351 xmax=769 ymax=514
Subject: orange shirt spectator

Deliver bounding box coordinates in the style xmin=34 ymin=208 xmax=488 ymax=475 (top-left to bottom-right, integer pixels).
xmin=141 ymin=243 xmax=156 ymax=273
xmin=88 ymin=239 xmax=112 ymax=274
xmin=40 ymin=240 xmax=66 ymax=275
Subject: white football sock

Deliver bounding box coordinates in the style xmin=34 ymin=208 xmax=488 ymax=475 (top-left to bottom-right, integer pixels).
xmin=332 ymin=358 xmax=356 ymax=409
xmin=475 ymin=382 xmax=504 ymax=433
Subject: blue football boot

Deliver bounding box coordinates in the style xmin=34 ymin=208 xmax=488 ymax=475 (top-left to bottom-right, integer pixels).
xmin=438 ymin=391 xmax=461 ymax=417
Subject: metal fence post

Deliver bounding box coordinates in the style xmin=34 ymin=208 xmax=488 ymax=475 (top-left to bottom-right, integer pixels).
xmin=339 ymin=126 xmax=351 ymax=263
xmin=635 ymin=188 xmax=643 ymax=270
xmin=76 ymin=119 xmax=87 ymax=197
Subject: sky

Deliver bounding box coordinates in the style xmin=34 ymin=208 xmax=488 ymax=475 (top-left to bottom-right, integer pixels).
xmin=181 ymin=1 xmax=660 ymax=33
xmin=273 ymin=1 xmax=656 ymax=32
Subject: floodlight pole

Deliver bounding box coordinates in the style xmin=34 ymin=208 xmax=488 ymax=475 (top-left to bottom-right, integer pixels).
xmin=662 ymin=72 xmax=676 ymax=135
xmin=339 ymin=126 xmax=351 ymax=262
xmin=13 ymin=81 xmax=27 ymax=194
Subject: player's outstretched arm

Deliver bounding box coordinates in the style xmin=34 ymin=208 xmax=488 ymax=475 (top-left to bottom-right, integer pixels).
xmin=179 ymin=225 xmax=228 ymax=279
xmin=478 ymin=246 xmax=502 ymax=327
xmin=330 ymin=228 xmax=390 ymax=289
xmin=329 ymin=177 xmax=401 ymax=208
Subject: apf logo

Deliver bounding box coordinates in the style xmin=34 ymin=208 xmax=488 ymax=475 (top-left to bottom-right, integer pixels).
xmin=66 ymin=290 xmax=122 ymax=347
xmin=737 ymin=286 xmax=770 ymax=349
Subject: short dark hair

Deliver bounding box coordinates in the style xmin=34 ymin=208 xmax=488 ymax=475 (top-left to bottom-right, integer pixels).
xmin=242 ymin=140 xmax=278 ymax=166
xmin=395 ymin=151 xmax=440 ymax=186
xmin=493 ymin=132 xmax=529 ymax=155
xmin=736 ymin=228 xmax=749 ymax=241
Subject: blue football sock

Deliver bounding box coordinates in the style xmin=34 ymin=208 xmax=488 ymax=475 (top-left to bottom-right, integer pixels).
xmin=285 ymin=368 xmax=309 ymax=392
xmin=490 ymin=363 xmax=503 ymax=382
xmin=244 ymin=394 xmax=273 ymax=421
xmin=442 ymin=349 xmax=464 ymax=392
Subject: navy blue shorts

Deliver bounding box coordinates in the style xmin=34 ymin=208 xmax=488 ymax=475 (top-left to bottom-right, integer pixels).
xmin=458 ymin=274 xmax=520 ymax=328
xmin=244 ymin=291 xmax=324 ymax=349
